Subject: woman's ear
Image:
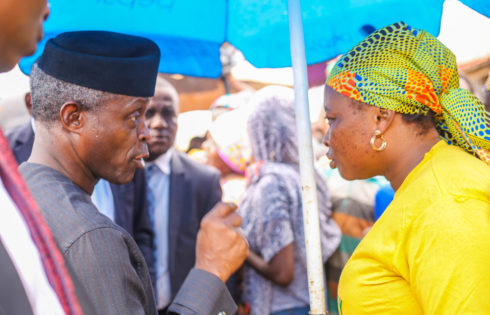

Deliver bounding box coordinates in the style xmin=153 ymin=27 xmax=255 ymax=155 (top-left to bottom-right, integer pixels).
xmin=375 ymin=107 xmax=396 ymax=133
xmin=59 ymin=101 xmax=85 ymax=133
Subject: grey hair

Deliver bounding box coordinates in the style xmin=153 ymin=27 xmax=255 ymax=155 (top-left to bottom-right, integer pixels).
xmin=154 ymin=76 xmax=179 ymax=112
xmin=247 ymin=86 xmax=299 ymax=164
xmin=30 ymin=63 xmax=113 ymax=123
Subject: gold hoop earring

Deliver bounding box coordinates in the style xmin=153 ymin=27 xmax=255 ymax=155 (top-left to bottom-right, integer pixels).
xmin=370 ymin=130 xmax=387 ymax=151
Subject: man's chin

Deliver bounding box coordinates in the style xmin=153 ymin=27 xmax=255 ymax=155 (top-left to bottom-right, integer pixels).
xmin=147 ymin=147 xmax=169 ymax=162
xmin=104 ymin=170 xmax=135 ymax=185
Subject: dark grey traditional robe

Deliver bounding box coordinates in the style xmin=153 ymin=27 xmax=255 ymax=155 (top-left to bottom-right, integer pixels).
xmin=20 ymin=162 xmax=156 ymax=315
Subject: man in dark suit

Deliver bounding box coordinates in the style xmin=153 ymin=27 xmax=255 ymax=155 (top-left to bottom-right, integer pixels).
xmin=144 ymin=77 xmax=224 ymax=313
xmin=6 ymin=103 xmax=156 ymax=286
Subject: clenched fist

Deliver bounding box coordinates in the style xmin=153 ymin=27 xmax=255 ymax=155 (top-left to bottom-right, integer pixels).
xmin=195 ymin=202 xmax=249 ymax=282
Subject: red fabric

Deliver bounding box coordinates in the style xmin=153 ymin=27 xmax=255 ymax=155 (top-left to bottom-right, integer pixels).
xmin=0 ymin=129 xmax=82 ymax=315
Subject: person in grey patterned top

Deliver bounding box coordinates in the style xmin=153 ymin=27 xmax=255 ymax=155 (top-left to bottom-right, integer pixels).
xmin=239 ymin=86 xmax=341 ymax=315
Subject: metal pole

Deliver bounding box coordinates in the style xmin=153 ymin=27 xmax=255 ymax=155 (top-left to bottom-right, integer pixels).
xmin=287 ymin=0 xmax=327 ymax=314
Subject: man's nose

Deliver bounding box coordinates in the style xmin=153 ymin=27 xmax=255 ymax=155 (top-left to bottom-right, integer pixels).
xmin=138 ymin=119 xmax=150 ymax=143
xmin=149 ymin=114 xmax=168 ymax=129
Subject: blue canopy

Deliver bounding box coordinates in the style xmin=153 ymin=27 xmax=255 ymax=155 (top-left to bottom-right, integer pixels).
xmin=20 ymin=0 xmax=457 ymax=78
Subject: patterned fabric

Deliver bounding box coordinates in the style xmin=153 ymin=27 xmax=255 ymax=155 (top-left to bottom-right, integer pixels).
xmin=326 ymin=21 xmax=490 ymax=165
xmin=240 ymin=86 xmax=341 ymax=314
xmin=209 ymin=107 xmax=252 ymax=174
xmin=0 ymin=130 xmax=82 ymax=315
xmin=240 ymin=163 xmax=339 ymax=314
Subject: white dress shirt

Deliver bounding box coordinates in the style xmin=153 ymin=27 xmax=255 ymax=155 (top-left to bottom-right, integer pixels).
xmin=91 ymin=179 xmax=115 ymax=222
xmin=0 ymin=180 xmax=64 ymax=315
xmin=146 ymin=149 xmax=172 ymax=309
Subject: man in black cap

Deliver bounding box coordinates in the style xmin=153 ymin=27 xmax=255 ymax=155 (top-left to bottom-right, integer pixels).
xmin=20 ymin=30 xmax=248 ymax=315
xmin=20 ymin=30 xmax=158 ymax=315
xmin=6 ymin=90 xmax=157 ymax=289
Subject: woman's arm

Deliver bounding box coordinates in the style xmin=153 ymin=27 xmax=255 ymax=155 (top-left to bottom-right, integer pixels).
xmin=246 ymin=243 xmax=294 ymax=286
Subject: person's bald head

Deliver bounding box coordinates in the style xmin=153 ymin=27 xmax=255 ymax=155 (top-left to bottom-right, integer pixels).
xmin=154 ymin=77 xmax=179 ymax=112
xmin=145 ymin=77 xmax=180 ymax=161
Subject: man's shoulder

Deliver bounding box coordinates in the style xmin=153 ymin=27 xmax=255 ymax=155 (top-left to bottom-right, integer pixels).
xmin=172 ymin=150 xmax=220 ymax=179
xmin=65 ymin=225 xmax=135 ymax=254
xmin=19 ymin=162 xmax=121 ymax=251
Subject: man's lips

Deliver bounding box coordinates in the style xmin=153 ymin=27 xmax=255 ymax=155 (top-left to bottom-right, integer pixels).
xmin=150 ymin=132 xmax=171 ymax=140
xmin=133 ymin=158 xmax=145 ymax=169
xmin=133 ymin=151 xmax=149 ymax=169
xmin=149 ymin=135 xmax=171 ymax=146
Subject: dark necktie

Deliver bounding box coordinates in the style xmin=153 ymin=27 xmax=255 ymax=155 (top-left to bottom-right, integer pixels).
xmin=0 ymin=129 xmax=83 ymax=315
xmin=145 ymin=163 xmax=159 ymax=225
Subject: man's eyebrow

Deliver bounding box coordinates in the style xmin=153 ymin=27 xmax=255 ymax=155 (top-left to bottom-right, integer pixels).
xmin=126 ymin=97 xmax=148 ymax=108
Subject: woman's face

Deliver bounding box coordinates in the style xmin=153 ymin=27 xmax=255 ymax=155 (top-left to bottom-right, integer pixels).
xmin=322 ymin=86 xmax=378 ymax=180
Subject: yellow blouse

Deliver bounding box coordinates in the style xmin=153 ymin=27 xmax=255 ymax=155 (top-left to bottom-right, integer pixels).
xmin=338 ymin=141 xmax=490 ymax=314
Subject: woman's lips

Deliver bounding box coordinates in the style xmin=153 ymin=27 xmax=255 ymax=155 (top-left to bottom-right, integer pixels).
xmin=326 ymin=151 xmax=336 ymax=169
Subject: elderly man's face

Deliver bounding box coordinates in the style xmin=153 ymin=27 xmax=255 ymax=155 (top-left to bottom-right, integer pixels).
xmin=80 ymin=95 xmax=150 ymax=185
xmin=144 ymin=87 xmax=178 ymax=161
xmin=0 ymin=0 xmax=49 ymax=72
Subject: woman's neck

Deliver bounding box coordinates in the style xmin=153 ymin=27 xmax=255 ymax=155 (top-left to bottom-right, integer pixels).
xmin=384 ymin=132 xmax=440 ymax=191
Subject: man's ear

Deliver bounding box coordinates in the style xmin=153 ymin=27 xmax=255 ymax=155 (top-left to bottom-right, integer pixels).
xmin=24 ymin=92 xmax=33 ymax=116
xmin=59 ymin=101 xmax=85 ymax=132
xmin=374 ymin=107 xmax=396 ymax=133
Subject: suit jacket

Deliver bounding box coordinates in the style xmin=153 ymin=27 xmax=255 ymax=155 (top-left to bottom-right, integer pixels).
xmin=6 ymin=122 xmax=155 ymax=286
xmin=111 ymin=169 xmax=156 ymax=287
xmin=168 ymin=269 xmax=237 ymax=315
xmin=20 ymin=162 xmax=156 ymax=315
xmin=0 ymin=239 xmax=98 ymax=315
xmin=5 ymin=121 xmax=34 ymax=164
xmin=167 ymin=150 xmax=222 ymax=300
xmin=0 ymin=240 xmax=34 ymax=315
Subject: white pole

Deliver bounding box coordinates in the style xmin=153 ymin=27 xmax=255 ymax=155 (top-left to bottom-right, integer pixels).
xmin=287 ymin=0 xmax=327 ymax=314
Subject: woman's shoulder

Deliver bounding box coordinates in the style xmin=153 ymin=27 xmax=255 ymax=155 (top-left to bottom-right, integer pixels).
xmin=387 ymin=142 xmax=489 ymax=226
xmin=428 ymin=142 xmax=490 ymax=198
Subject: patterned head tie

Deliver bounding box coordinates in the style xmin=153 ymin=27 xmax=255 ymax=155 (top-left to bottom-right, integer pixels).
xmin=326 ymin=21 xmax=490 ymax=165
xmin=209 ymin=107 xmax=252 ymax=175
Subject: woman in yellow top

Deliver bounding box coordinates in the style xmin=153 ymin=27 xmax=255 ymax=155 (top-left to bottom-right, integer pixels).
xmin=323 ymin=21 xmax=490 ymax=314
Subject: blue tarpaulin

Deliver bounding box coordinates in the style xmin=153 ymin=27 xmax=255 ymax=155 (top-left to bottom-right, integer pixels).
xmin=20 ymin=0 xmax=452 ymax=78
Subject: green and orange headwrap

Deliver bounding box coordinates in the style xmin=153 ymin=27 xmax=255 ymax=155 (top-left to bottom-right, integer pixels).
xmin=326 ymin=21 xmax=490 ymax=165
